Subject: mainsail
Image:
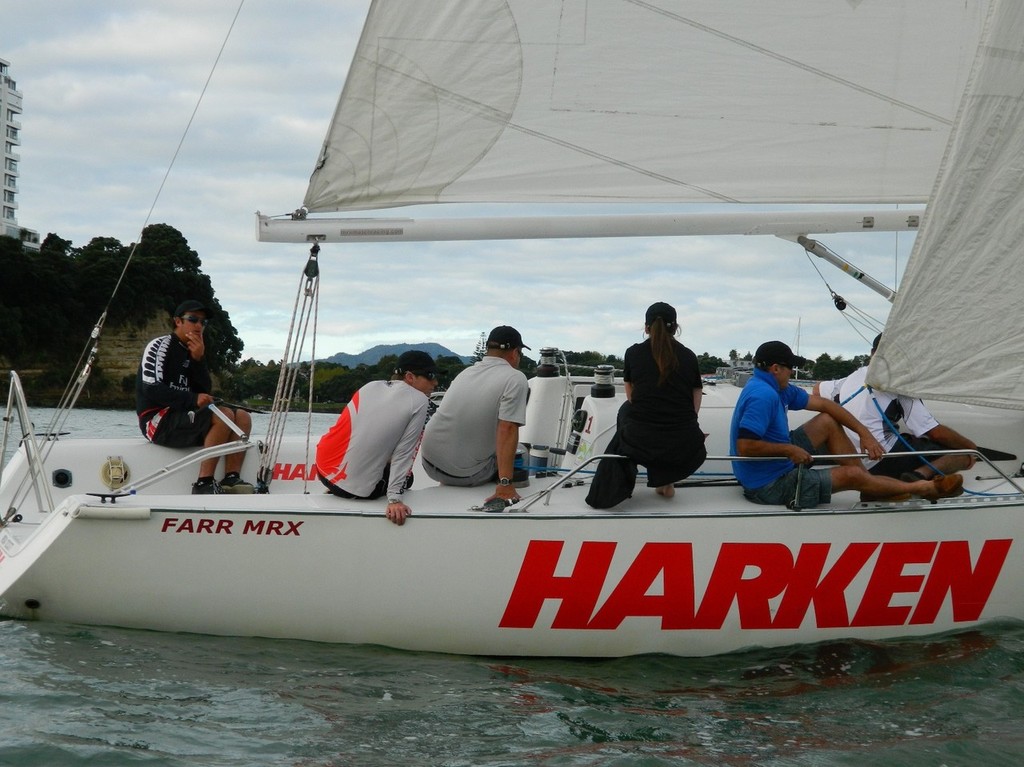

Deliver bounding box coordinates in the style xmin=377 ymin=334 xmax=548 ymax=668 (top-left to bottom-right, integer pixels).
xmin=304 ymin=0 xmax=984 ymax=212
xmin=291 ymin=0 xmax=1022 ymax=408
xmin=870 ymin=0 xmax=1024 ymax=409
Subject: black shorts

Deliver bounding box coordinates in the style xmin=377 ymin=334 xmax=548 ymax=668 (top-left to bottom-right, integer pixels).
xmin=318 ymin=469 xmax=389 ymax=501
xmin=869 ymin=434 xmax=944 ymax=478
xmin=151 ymin=408 xmax=214 ymax=448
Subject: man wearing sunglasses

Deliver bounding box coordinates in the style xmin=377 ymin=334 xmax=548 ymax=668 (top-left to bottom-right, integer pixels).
xmin=136 ymin=299 xmax=253 ymax=494
xmin=315 ymin=349 xmax=438 ymax=525
xmin=729 ymin=340 xmax=962 ymax=507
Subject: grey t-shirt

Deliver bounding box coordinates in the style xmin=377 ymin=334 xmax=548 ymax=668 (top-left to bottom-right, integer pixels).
xmin=421 ymin=356 xmax=528 ymax=479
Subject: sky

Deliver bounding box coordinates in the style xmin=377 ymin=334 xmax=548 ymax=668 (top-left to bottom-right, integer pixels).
xmin=4 ymin=1 xmax=918 ymax=364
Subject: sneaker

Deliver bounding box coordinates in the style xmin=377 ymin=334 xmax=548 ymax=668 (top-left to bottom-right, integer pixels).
xmin=192 ymin=479 xmax=220 ymax=495
xmin=220 ymin=474 xmax=255 ymax=494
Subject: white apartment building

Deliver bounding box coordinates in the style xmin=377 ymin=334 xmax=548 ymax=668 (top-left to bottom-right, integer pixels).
xmin=1 ymin=57 xmax=39 ymax=249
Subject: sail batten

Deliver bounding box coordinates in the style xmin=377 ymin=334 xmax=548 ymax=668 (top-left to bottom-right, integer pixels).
xmin=304 ymin=0 xmax=985 ymax=213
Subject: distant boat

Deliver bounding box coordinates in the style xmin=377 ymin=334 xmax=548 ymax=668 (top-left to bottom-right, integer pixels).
xmin=3 ymin=0 xmax=1024 ymax=657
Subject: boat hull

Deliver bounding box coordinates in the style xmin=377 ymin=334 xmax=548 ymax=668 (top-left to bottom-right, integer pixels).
xmin=0 ymin=488 xmax=1019 ymax=657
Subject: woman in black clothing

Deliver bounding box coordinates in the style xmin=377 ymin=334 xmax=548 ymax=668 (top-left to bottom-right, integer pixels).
xmin=617 ymin=301 xmax=707 ymax=498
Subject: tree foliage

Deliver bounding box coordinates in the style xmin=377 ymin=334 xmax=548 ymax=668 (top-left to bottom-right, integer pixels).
xmin=0 ymin=225 xmax=243 ymax=372
xmin=808 ymin=353 xmax=869 ymax=382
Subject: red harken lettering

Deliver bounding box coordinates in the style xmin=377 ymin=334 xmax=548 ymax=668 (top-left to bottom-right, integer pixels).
xmin=499 ymin=539 xmax=1012 ymax=631
xmin=272 ymin=463 xmax=317 ymax=481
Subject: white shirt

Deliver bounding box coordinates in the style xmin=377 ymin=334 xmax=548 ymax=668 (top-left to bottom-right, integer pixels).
xmin=819 ymin=366 xmax=939 ymax=468
xmin=315 ymin=380 xmax=429 ymax=499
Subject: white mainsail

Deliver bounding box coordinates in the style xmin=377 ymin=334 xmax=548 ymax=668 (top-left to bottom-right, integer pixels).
xmin=870 ymin=0 xmax=1024 ymax=409
xmin=304 ymin=0 xmax=984 ymax=212
xmin=294 ymin=0 xmax=1022 ymax=408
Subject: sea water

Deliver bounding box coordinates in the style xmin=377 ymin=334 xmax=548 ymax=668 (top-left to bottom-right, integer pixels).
xmin=2 ymin=409 xmax=1024 ymax=766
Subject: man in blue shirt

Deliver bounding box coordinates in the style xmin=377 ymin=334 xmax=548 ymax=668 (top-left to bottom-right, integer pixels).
xmin=730 ymin=341 xmax=963 ymax=507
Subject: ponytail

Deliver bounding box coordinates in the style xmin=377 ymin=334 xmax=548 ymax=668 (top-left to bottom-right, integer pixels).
xmin=648 ymin=318 xmax=679 ymax=385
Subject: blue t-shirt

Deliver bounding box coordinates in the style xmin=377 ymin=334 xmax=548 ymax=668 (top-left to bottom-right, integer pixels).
xmin=729 ymin=368 xmax=809 ymax=489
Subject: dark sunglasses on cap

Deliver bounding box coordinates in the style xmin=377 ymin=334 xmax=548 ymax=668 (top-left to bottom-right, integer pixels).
xmin=182 ymin=315 xmax=209 ymax=327
xmin=414 ymin=370 xmax=437 ymax=380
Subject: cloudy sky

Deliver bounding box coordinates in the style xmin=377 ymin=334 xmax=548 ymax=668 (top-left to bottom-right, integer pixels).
xmin=5 ymin=1 xmax=917 ymax=363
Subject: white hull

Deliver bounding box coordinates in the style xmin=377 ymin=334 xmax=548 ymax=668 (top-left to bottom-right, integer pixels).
xmin=1 ymin=488 xmax=1021 ymax=657
xmin=2 ymin=380 xmax=1023 ymax=657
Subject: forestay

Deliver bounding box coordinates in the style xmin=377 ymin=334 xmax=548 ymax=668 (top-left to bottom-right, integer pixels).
xmin=870 ymin=0 xmax=1024 ymax=409
xmin=304 ymin=0 xmax=985 ymax=212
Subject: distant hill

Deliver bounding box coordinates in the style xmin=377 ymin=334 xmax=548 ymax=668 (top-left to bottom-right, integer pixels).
xmin=322 ymin=342 xmax=474 ymax=367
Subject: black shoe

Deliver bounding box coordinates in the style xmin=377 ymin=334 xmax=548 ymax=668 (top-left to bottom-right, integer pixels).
xmin=192 ymin=479 xmax=220 ymax=495
xmin=220 ymin=473 xmax=255 ymax=494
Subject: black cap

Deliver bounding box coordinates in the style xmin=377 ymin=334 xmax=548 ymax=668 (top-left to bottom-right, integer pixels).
xmin=754 ymin=340 xmax=807 ymax=369
xmin=487 ymin=325 xmax=531 ymax=351
xmin=174 ymin=300 xmax=207 ymax=317
xmin=645 ymin=301 xmax=677 ymax=326
xmin=396 ymin=350 xmax=437 ymax=374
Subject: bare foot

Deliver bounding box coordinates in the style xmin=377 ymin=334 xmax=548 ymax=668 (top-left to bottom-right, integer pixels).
xmin=655 ymin=484 xmax=675 ymax=498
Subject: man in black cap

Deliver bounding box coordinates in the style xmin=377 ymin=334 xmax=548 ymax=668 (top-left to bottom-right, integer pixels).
xmin=421 ymin=325 xmax=530 ymax=505
xmin=315 ymin=350 xmax=438 ymax=525
xmin=729 ymin=340 xmax=963 ymax=507
xmin=136 ymin=300 xmax=253 ymax=494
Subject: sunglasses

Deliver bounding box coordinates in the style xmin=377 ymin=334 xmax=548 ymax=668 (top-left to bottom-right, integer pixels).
xmin=182 ymin=315 xmax=209 ymax=327
xmin=415 ymin=371 xmax=438 ymax=380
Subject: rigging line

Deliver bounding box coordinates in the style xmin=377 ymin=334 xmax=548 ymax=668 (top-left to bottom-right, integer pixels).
xmin=47 ymin=2 xmax=246 ymax=438
xmin=626 ymin=0 xmax=952 ymax=126
xmin=101 ymin=0 xmax=247 ymax=315
xmin=801 ymin=246 xmax=881 ymax=348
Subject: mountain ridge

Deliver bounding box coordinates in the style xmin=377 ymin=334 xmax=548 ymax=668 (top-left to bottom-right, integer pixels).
xmin=322 ymin=342 xmax=474 ymax=367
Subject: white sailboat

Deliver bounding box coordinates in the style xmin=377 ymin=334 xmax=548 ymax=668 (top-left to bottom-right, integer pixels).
xmin=3 ymin=0 xmax=1024 ymax=657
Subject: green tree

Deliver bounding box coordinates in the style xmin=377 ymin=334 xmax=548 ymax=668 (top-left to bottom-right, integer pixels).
xmin=1 ymin=224 xmax=245 ymax=405
xmin=469 ymin=332 xmax=487 ymax=361
xmin=697 ymin=352 xmax=727 ymax=374
xmin=810 ymin=353 xmax=867 ymax=381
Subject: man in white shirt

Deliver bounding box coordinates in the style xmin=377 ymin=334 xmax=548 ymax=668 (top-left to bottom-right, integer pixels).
xmin=814 ymin=334 xmax=978 ymax=481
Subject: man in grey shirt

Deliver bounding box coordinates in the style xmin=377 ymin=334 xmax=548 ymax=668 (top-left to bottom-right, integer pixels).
xmin=421 ymin=326 xmax=530 ymax=504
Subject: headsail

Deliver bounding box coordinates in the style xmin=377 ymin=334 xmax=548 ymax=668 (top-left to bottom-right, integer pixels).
xmin=870 ymin=0 xmax=1024 ymax=409
xmin=304 ymin=0 xmax=984 ymax=213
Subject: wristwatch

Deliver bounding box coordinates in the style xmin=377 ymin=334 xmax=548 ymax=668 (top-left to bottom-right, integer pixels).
xmin=498 ymin=477 xmax=512 ymax=486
